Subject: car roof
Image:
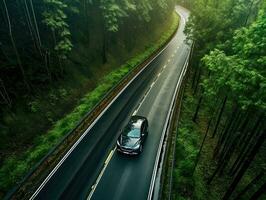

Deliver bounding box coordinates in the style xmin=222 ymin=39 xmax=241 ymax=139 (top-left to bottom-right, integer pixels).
xmin=131 ymin=115 xmax=147 ymax=121
xmin=130 ymin=115 xmax=147 ymax=128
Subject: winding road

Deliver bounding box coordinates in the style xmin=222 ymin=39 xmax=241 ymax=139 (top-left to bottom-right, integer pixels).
xmin=31 ymin=6 xmax=190 ymax=200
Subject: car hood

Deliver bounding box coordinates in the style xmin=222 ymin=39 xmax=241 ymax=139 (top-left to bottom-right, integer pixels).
xmin=120 ymin=136 xmax=140 ymax=148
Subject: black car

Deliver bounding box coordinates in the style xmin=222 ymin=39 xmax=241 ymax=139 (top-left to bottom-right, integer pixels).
xmin=117 ymin=115 xmax=148 ymax=155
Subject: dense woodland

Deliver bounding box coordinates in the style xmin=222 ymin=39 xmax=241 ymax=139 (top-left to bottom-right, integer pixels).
xmin=1 ymin=0 xmax=265 ymax=199
xmin=0 ymin=0 xmax=176 ymax=196
xmin=172 ymin=0 xmax=266 ymax=199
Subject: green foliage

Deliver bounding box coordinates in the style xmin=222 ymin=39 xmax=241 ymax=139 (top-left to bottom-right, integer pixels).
xmin=172 ymin=92 xmax=206 ymax=200
xmin=28 ymin=101 xmax=40 ymax=113
xmin=100 ymin=0 xmax=135 ymax=32
xmin=99 ymin=0 xmax=173 ymax=32
xmin=202 ymin=8 xmax=266 ymax=110
xmin=42 ymin=0 xmax=73 ymax=58
xmin=135 ymin=0 xmax=153 ymax=22
xmin=184 ymin=0 xmax=262 ymax=56
xmin=181 ymin=1 xmax=266 ymax=199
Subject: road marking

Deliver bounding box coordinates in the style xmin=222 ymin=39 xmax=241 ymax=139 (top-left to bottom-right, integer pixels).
xmin=147 ymin=46 xmax=191 ymax=200
xmin=179 ymin=11 xmax=186 ymax=24
xmin=167 ymin=59 xmax=171 ymax=63
xmin=105 ymin=149 xmax=114 ymax=164
xmin=32 ymin=7 xmax=187 ymax=200
xmin=134 ymin=63 xmax=165 ymax=115
xmin=88 ymin=7 xmax=190 ymax=200
xmin=89 ymin=9 xmax=189 ymax=200
xmin=134 ymin=92 xmax=149 ymax=114
xmin=87 ymin=148 xmax=116 ymax=200
xmin=133 ymin=110 xmax=138 ymax=115
xmin=29 ymin=9 xmax=179 ymax=199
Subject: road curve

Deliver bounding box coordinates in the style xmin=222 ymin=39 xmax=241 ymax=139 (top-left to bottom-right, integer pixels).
xmin=31 ymin=6 xmax=190 ymax=200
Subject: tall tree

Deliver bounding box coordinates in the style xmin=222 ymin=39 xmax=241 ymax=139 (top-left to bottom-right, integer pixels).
xmin=2 ymin=0 xmax=30 ymax=91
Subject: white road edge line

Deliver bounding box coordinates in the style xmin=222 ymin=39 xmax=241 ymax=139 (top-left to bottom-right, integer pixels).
xmin=179 ymin=11 xmax=186 ymax=24
xmin=87 ymin=148 xmax=116 ymax=200
xmin=87 ymin=8 xmax=189 ymax=200
xmin=88 ymin=45 xmax=178 ymax=200
xmin=134 ymin=60 xmax=166 ymax=115
xmin=133 ymin=86 xmax=151 ymax=114
xmin=29 ymin=14 xmax=177 ymax=200
xmin=147 ymin=47 xmax=191 ymax=200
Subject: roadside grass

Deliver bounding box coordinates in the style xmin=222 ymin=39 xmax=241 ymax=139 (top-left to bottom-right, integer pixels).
xmin=0 ymin=13 xmax=180 ymax=197
xmin=172 ymin=82 xmax=207 ymax=200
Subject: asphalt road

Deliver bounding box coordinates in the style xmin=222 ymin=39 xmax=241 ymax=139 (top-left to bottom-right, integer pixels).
xmin=31 ymin=6 xmax=190 ymax=200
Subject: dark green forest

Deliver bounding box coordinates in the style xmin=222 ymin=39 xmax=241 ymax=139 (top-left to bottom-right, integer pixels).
xmin=0 ymin=0 xmax=177 ymax=197
xmin=171 ymin=0 xmax=266 ymax=199
xmin=1 ymin=0 xmax=265 ymax=199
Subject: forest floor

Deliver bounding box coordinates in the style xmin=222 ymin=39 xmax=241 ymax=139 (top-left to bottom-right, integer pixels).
xmin=169 ymin=69 xmax=266 ymax=200
xmin=0 ymin=12 xmax=180 ymax=197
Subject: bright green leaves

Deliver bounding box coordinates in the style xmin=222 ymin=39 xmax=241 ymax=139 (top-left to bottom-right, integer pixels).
xmin=202 ymin=8 xmax=266 ymax=110
xmin=185 ymin=0 xmax=262 ymax=54
xmin=233 ymin=10 xmax=266 ymax=63
xmin=100 ymin=0 xmax=135 ymax=32
xmin=54 ymin=37 xmax=72 ymax=59
xmin=201 ymin=50 xmax=242 ymax=100
xmin=42 ymin=0 xmax=73 ymax=58
xmin=135 ymin=0 xmax=153 ymax=22
xmin=98 ymin=0 xmax=172 ymax=31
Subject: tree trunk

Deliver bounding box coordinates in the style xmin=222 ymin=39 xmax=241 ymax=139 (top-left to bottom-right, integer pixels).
xmin=24 ymin=0 xmax=40 ymax=55
xmin=29 ymin=0 xmax=42 ymax=57
xmin=233 ymin=171 xmax=264 ymax=200
xmin=229 ymin=126 xmax=261 ymax=177
xmin=191 ymin=66 xmax=198 ymax=90
xmin=211 ymin=96 xmax=227 ymax=138
xmin=205 ymin=113 xmax=214 ymax=135
xmin=207 ymin=157 xmax=226 ymax=184
xmin=2 ymin=0 xmax=30 ymax=91
xmin=193 ymin=66 xmax=202 ymax=95
xmin=244 ymin=0 xmax=254 ymax=26
xmin=213 ymin=106 xmax=237 ymax=159
xmin=0 ymin=79 xmax=12 ymax=107
xmin=102 ymin=27 xmax=107 ymax=64
xmin=209 ymin=131 xmax=240 ymax=183
xmin=45 ymin=50 xmax=52 ymax=82
xmin=222 ymin=130 xmax=265 ymax=200
xmin=217 ymin=110 xmax=242 ymax=159
xmin=192 ymin=95 xmax=203 ymax=123
xmin=193 ymin=118 xmax=209 ymax=173
xmin=218 ymin=132 xmax=241 ymax=175
xmin=248 ymin=181 xmax=266 ymax=200
xmin=229 ymin=115 xmax=263 ymax=175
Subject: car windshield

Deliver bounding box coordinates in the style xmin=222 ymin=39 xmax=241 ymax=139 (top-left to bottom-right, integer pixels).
xmin=122 ymin=123 xmax=141 ymax=138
